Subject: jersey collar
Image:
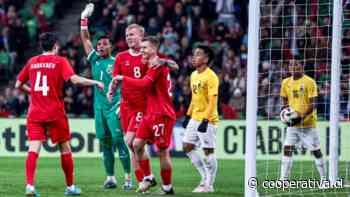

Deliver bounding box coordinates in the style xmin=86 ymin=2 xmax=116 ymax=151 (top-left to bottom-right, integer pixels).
xmin=42 ymin=52 xmax=55 ymax=56
xmin=128 ymin=49 xmax=141 ymax=56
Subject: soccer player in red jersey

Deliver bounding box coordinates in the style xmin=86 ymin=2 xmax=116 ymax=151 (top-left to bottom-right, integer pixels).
xmin=15 ymin=32 xmax=104 ymax=197
xmin=108 ymin=23 xmax=156 ymax=188
xmin=112 ymin=36 xmax=176 ymax=195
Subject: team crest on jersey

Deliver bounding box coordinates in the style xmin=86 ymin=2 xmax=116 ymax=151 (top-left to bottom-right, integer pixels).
xmin=107 ymin=64 xmax=113 ymax=74
xmin=124 ymin=60 xmax=130 ymax=66
xmin=300 ymin=84 xmax=305 ymax=93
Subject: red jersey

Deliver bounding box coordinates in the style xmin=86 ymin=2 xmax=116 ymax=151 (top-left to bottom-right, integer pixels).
xmin=17 ymin=54 xmax=75 ymax=122
xmin=113 ymin=50 xmax=148 ymax=110
xmin=123 ymin=65 xmax=176 ymax=120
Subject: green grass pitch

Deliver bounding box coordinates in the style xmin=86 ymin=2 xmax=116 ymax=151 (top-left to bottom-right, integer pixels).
xmin=1 ymin=157 xmax=350 ymax=197
xmin=0 ymin=157 xmax=241 ymax=197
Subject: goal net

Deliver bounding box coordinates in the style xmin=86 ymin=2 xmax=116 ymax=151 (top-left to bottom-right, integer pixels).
xmin=253 ymin=0 xmax=350 ymax=196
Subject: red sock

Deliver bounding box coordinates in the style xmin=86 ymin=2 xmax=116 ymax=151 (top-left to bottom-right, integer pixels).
xmin=134 ymin=169 xmax=144 ymax=182
xmin=61 ymin=152 xmax=74 ymax=186
xmin=160 ymin=168 xmax=172 ymax=185
xmin=26 ymin=151 xmax=39 ymax=185
xmin=139 ymin=159 xmax=151 ymax=177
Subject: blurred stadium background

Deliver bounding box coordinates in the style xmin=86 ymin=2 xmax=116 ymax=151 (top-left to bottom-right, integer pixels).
xmin=0 ymin=0 xmax=350 ymax=197
xmin=0 ymin=0 xmax=248 ymax=119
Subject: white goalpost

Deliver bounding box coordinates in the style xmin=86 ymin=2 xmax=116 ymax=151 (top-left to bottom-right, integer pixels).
xmin=245 ymin=0 xmax=348 ymax=196
xmin=244 ymin=0 xmax=260 ymax=197
xmin=329 ymin=0 xmax=342 ymax=186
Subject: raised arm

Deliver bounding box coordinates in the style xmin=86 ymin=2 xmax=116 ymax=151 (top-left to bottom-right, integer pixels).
xmin=80 ymin=3 xmax=95 ymax=55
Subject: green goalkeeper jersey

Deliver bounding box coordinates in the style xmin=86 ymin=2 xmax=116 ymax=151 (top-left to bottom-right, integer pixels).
xmin=87 ymin=49 xmax=121 ymax=114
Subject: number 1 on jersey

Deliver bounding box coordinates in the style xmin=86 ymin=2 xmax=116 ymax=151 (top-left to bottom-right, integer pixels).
xmin=34 ymin=71 xmax=49 ymax=96
xmin=167 ymin=74 xmax=172 ymax=97
xmin=100 ymin=71 xmax=103 ymax=81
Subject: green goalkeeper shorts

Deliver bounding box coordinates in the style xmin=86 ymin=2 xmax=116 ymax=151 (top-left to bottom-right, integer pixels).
xmin=94 ymin=108 xmax=123 ymax=140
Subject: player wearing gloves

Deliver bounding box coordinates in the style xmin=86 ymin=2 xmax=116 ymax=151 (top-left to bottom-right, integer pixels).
xmin=280 ymin=107 xmax=302 ymax=126
xmin=80 ymin=3 xmax=132 ymax=190
xmin=279 ymin=59 xmax=326 ymax=184
xmin=182 ymin=45 xmax=219 ymax=193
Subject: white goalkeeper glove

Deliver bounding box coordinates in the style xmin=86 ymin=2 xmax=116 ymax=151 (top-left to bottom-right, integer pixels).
xmin=81 ymin=3 xmax=94 ymax=19
xmin=81 ymin=3 xmax=94 ymax=30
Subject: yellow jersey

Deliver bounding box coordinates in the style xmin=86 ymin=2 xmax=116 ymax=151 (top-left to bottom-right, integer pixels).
xmin=189 ymin=67 xmax=219 ymax=124
xmin=280 ymin=74 xmax=317 ymax=128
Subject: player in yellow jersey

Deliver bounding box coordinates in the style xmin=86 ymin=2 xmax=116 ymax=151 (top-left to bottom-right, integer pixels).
xmin=279 ymin=60 xmax=326 ymax=183
xmin=182 ymin=45 xmax=219 ymax=193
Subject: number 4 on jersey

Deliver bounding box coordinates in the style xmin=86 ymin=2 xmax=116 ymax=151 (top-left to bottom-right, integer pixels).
xmin=34 ymin=71 xmax=49 ymax=96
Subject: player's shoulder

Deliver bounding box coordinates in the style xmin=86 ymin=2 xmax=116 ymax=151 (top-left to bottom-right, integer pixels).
xmin=281 ymin=76 xmax=293 ymax=85
xmin=26 ymin=55 xmax=38 ymax=64
xmin=55 ymin=55 xmax=68 ymax=61
xmin=116 ymin=50 xmax=129 ymax=57
xmin=302 ymin=74 xmax=316 ymax=83
xmin=30 ymin=54 xmax=66 ymax=63
xmin=206 ymin=67 xmax=218 ymax=78
xmin=105 ymin=55 xmax=115 ymax=62
xmin=115 ymin=50 xmax=136 ymax=59
xmin=190 ymin=70 xmax=198 ymax=78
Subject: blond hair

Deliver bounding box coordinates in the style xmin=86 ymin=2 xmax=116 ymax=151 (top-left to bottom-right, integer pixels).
xmin=126 ymin=24 xmax=145 ymax=36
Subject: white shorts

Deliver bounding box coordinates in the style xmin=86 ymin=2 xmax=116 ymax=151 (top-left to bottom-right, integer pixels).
xmin=182 ymin=119 xmax=217 ymax=149
xmin=284 ymin=127 xmax=321 ymax=151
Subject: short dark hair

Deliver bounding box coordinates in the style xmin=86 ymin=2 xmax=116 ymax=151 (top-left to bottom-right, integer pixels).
xmin=196 ymin=44 xmax=214 ymax=64
xmin=39 ymin=32 xmax=58 ymax=51
xmin=97 ymin=35 xmax=111 ymax=42
xmin=142 ymin=36 xmax=160 ymax=49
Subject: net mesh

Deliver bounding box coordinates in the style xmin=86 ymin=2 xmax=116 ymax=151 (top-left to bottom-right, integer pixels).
xmin=256 ymin=0 xmax=350 ymax=196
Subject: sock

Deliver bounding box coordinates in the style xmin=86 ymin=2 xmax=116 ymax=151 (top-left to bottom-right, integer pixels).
xmin=115 ymin=140 xmax=131 ymax=174
xmin=135 ymin=168 xmax=144 ymax=182
xmin=26 ymin=151 xmax=39 ymax=185
xmin=67 ymin=185 xmax=76 ymax=190
xmin=162 ymin=184 xmax=172 ymax=191
xmin=61 ymin=152 xmax=74 ymax=186
xmin=203 ymin=154 xmax=218 ymax=186
xmin=186 ymin=150 xmax=206 ymax=184
xmin=107 ymin=176 xmax=116 ymax=183
xmin=160 ymin=168 xmax=172 ymax=185
xmin=139 ymin=159 xmax=151 ymax=177
xmin=315 ymin=158 xmax=326 ymax=179
xmin=26 ymin=184 xmax=35 ymax=190
xmin=102 ymin=147 xmax=115 ymax=176
xmin=280 ymin=156 xmax=293 ymax=180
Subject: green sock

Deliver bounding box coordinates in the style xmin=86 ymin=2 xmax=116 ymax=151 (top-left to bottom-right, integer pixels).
xmin=114 ymin=138 xmax=131 ymax=174
xmin=101 ymin=138 xmax=115 ymax=176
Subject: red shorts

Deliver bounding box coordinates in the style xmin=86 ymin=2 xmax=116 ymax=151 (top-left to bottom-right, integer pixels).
xmin=136 ymin=115 xmax=175 ymax=149
xmin=26 ymin=116 xmax=71 ymax=144
xmin=120 ymin=103 xmax=144 ymax=133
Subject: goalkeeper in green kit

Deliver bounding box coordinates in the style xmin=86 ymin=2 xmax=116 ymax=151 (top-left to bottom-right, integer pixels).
xmin=80 ymin=3 xmax=132 ymax=190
